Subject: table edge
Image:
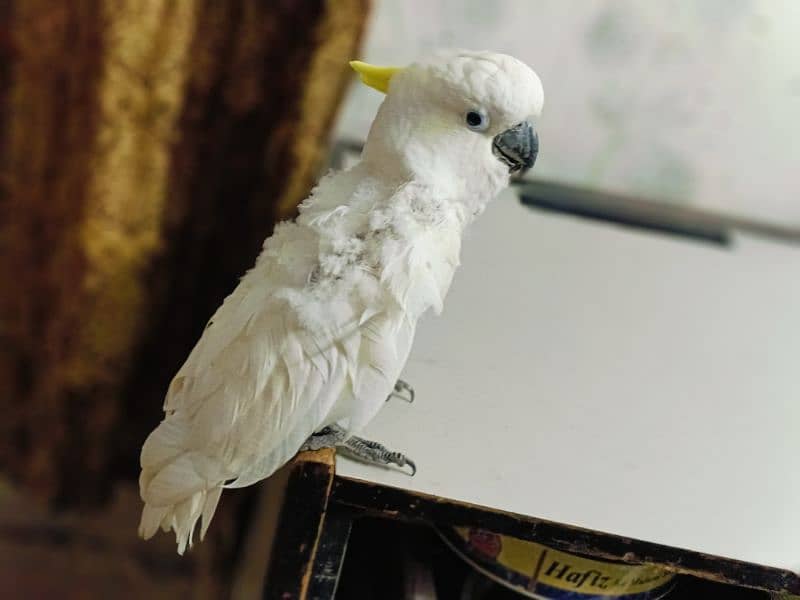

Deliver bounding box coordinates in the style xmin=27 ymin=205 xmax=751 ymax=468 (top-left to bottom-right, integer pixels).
xmin=331 ymin=474 xmax=800 ymax=594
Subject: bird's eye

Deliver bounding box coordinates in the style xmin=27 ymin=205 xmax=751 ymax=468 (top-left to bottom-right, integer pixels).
xmin=465 ymin=109 xmax=489 ymax=132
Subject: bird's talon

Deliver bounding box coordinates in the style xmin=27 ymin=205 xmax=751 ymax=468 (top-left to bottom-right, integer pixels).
xmin=386 ymin=451 xmax=416 ymax=476
xmin=340 ymin=435 xmax=417 ymax=476
xmin=390 ymin=380 xmax=415 ymax=403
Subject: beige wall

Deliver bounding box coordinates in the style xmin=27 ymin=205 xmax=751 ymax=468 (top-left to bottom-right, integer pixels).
xmin=336 ymin=0 xmax=800 ymax=225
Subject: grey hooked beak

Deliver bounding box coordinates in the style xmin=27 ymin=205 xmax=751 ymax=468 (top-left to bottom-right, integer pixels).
xmin=492 ymin=121 xmax=538 ymax=175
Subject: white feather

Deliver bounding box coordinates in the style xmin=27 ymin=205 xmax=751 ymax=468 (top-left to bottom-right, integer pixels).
xmin=138 ymin=49 xmax=544 ymax=553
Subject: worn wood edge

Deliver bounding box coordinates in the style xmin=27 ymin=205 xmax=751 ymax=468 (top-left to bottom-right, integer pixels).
xmin=292 ymin=447 xmax=336 ymax=468
xmin=331 ymin=476 xmax=800 ymax=594
xmin=230 ymin=462 xmax=291 ymax=600
xmin=293 ymin=448 xmax=336 ymax=597
xmin=232 ymin=455 xmax=335 ymax=598
xmin=297 ymin=462 xmax=335 ymax=599
xmin=305 ymin=503 xmax=353 ymax=599
xmin=263 ymin=450 xmax=335 ymax=599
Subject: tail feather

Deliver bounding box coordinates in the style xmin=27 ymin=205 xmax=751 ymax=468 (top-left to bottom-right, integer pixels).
xmin=139 ymin=417 xmax=228 ymax=554
xmin=139 ymin=484 xmax=225 ymax=554
xmin=145 ymin=454 xmax=207 ymax=506
xmin=138 ymin=503 xmax=169 ymax=540
xmin=200 ymin=485 xmax=223 ymax=541
xmin=140 ymin=417 xmax=186 ymax=473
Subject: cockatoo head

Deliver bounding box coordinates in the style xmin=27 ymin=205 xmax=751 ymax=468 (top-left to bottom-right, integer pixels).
xmin=353 ymin=50 xmax=543 ymax=211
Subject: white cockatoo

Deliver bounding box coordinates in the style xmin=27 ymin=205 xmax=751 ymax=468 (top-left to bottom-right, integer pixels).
xmin=139 ymin=49 xmax=543 ymax=553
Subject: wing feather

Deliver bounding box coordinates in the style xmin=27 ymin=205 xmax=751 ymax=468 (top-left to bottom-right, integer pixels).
xmin=140 ymin=169 xmax=469 ymax=553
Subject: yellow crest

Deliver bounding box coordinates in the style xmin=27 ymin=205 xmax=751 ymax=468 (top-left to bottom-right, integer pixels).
xmin=349 ymin=60 xmax=404 ymax=94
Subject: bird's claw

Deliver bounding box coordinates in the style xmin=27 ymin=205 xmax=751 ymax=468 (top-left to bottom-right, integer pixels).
xmin=387 ymin=451 xmax=416 ymax=476
xmin=341 ymin=436 xmax=417 ymax=476
xmin=389 ymin=379 xmax=415 ymax=403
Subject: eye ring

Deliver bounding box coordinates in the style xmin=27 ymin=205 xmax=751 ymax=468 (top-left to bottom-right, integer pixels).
xmin=465 ymin=108 xmax=490 ymax=132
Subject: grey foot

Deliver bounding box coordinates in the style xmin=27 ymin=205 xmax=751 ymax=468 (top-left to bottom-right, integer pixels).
xmin=300 ymin=424 xmax=416 ymax=476
xmin=340 ymin=435 xmax=416 ymax=476
xmin=300 ymin=424 xmax=347 ymax=451
xmin=387 ymin=379 xmax=415 ymax=403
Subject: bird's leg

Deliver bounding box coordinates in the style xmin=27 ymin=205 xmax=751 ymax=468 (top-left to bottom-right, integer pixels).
xmin=299 ymin=424 xmax=348 ymax=451
xmin=300 ymin=424 xmax=416 ymax=476
xmin=339 ymin=436 xmax=416 ymax=476
xmin=386 ymin=379 xmax=415 ymax=403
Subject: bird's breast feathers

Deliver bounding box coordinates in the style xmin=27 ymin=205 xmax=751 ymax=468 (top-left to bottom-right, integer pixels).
xmin=159 ymin=179 xmax=463 ymax=477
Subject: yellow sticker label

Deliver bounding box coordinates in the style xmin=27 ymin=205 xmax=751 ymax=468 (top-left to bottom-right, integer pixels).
xmin=453 ymin=527 xmax=674 ymax=597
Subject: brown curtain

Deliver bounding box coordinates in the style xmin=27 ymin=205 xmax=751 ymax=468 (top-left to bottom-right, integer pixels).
xmin=0 ymin=1 xmax=370 ymax=596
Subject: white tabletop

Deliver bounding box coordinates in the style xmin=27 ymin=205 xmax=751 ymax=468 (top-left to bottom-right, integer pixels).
xmin=336 ymin=190 xmax=800 ymax=573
